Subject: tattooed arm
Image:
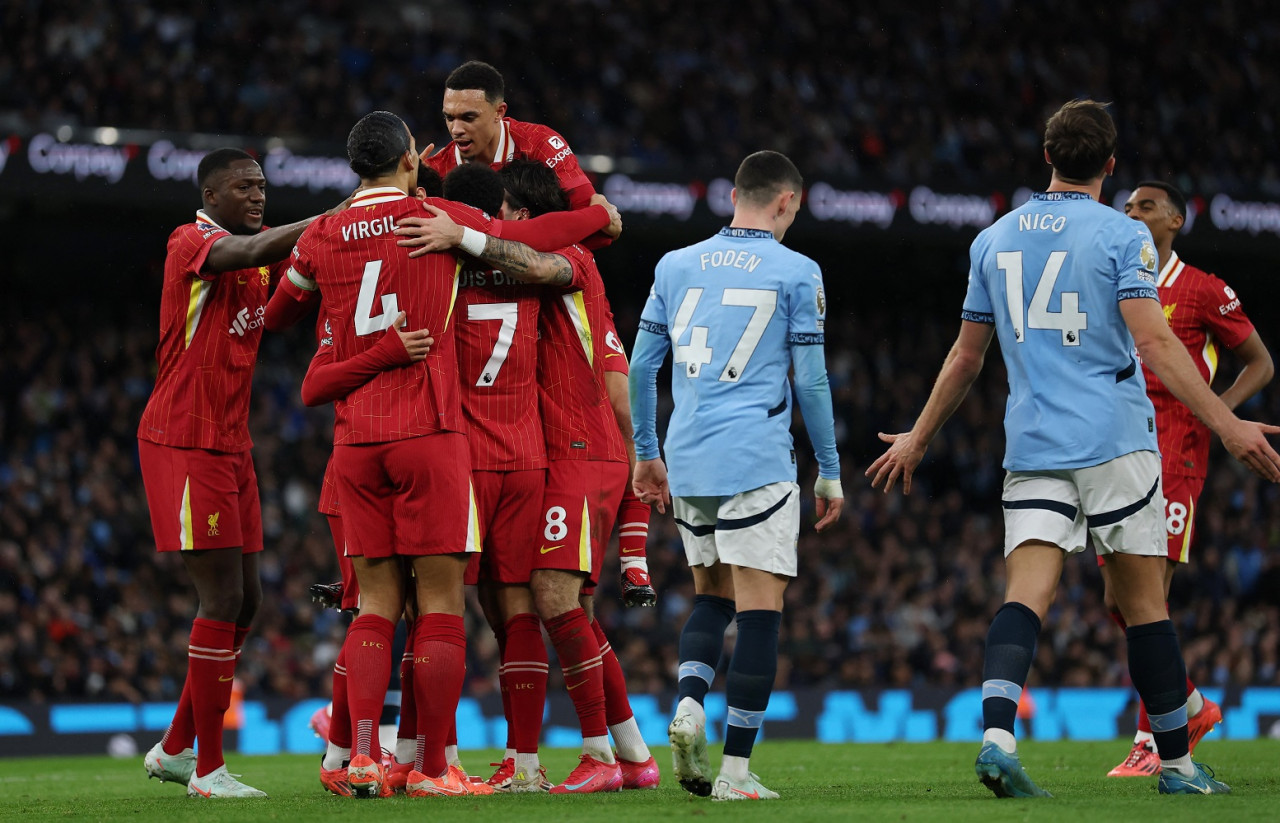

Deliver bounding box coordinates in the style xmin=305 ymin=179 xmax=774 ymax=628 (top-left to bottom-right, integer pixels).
xmin=473 ymin=235 xmax=574 ymax=286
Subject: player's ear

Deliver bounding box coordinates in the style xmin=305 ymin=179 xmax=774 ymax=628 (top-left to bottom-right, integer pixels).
xmin=495 ymin=100 xmax=508 ymax=119
xmin=777 ymin=190 xmax=795 ymax=216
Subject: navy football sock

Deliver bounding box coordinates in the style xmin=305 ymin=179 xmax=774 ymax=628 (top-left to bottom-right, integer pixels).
xmin=723 ymin=609 xmax=781 ymax=758
xmin=1126 ymin=620 xmax=1190 ymax=760
xmin=981 ymin=601 xmax=1041 ymax=735
xmin=677 ymin=594 xmax=736 ymax=704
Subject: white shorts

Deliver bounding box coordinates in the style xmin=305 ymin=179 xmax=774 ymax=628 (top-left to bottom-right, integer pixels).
xmin=672 ymin=481 xmax=800 ymax=577
xmin=1001 ymin=450 xmax=1165 ymax=559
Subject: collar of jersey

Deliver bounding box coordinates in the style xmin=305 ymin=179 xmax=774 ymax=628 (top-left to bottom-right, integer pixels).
xmin=352 ymin=186 xmax=409 ymax=206
xmin=1030 ymin=191 xmax=1093 ymax=202
xmin=454 ymin=119 xmax=515 ymax=166
xmin=718 ymin=227 xmax=775 ymax=239
xmin=195 ymin=209 xmax=228 ymax=231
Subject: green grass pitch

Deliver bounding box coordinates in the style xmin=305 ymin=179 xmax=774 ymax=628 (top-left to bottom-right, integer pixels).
xmin=1 ymin=740 xmax=1276 ymax=822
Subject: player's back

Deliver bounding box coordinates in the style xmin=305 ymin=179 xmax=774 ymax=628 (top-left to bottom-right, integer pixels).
xmin=455 ymin=264 xmax=546 ymax=470
xmin=292 ymin=187 xmax=464 ymax=444
xmin=537 ymin=244 xmax=626 ymax=463
xmin=647 ymin=227 xmax=821 ymax=496
xmin=967 ymin=192 xmax=1160 ymax=470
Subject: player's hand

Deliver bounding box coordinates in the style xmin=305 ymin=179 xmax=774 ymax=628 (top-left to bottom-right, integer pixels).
xmin=417 ymin=143 xmax=437 ymax=164
xmin=396 ymin=205 xmax=464 ymax=258
xmin=865 ymin=431 xmax=928 ymax=495
xmin=632 ymin=458 xmax=671 ymax=514
xmin=590 ymin=194 xmax=623 ymax=238
xmin=813 ymin=477 xmax=844 ymax=533
xmin=389 ymin=311 xmax=433 ymax=362
xmin=1220 ymin=419 xmax=1280 ymax=482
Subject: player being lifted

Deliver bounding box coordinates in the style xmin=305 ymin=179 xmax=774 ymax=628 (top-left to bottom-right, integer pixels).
xmin=629 ymin=151 xmax=843 ymax=801
xmin=1103 ymin=181 xmax=1273 ymax=777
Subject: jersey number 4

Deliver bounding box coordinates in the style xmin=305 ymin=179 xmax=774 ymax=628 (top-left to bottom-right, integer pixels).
xmin=997 ymin=250 xmax=1087 ymax=346
xmin=671 ymin=287 xmax=777 ymax=381
xmin=355 ymin=260 xmax=401 ymax=336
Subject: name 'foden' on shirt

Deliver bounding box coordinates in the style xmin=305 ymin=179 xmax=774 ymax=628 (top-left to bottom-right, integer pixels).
xmin=700 ymin=248 xmax=764 ymax=272
xmin=342 ymin=215 xmax=398 ymax=243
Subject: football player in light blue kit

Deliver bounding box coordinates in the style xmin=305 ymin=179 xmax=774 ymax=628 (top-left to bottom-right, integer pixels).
xmin=868 ymin=100 xmax=1280 ymax=798
xmin=630 ymin=150 xmax=843 ymax=801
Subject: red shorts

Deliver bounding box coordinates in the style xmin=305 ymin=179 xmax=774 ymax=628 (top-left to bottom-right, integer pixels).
xmin=138 ymin=441 xmax=263 ymax=553
xmin=532 ymin=460 xmax=628 ymax=587
xmin=465 ymin=469 xmax=546 ymax=586
xmin=1097 ymin=473 xmax=1204 ymax=567
xmin=325 ymin=514 xmax=360 ymax=611
xmin=334 ymin=433 xmax=481 ymax=558
xmin=318 ymin=454 xmax=340 ymax=516
xmin=1161 ymin=474 xmax=1203 ymax=564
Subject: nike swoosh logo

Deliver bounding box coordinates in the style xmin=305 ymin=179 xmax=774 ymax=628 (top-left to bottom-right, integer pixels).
xmin=620 ymin=547 xmax=645 ymax=554
xmin=566 ymin=679 xmax=587 ymax=690
xmin=605 ymin=353 xmax=622 ymax=358
xmin=539 ymin=545 xmax=563 ymax=554
xmin=731 ymin=788 xmax=760 ymax=799
xmin=190 ymin=784 xmax=212 ymax=797
xmin=218 ymin=675 xmax=234 ymax=682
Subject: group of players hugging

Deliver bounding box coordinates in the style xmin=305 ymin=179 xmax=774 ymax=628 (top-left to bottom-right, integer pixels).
xmin=134 ymin=55 xmax=1265 ymax=804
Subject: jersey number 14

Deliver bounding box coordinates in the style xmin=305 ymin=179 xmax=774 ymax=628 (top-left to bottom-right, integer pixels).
xmin=997 ymin=250 xmax=1087 ymax=346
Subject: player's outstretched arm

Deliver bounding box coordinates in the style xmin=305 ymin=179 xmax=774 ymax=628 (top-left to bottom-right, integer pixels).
xmin=867 ymin=320 xmax=993 ymax=494
xmin=1219 ymin=330 xmax=1275 ymax=411
xmin=204 ymin=216 xmax=319 ymax=273
xmin=395 ymin=202 xmax=611 ymax=257
xmin=1123 ymin=297 xmax=1280 ymax=481
xmin=263 ymin=270 xmax=320 ymax=331
xmin=791 ymin=343 xmax=843 ymax=532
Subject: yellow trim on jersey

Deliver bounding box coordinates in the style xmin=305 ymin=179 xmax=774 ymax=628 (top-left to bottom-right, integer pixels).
xmin=185 ymin=278 xmax=210 ymax=349
xmin=562 ymin=291 xmax=593 ymax=366
xmin=466 ymin=480 xmax=482 ymax=554
xmin=444 ymin=260 xmax=462 ymax=332
xmin=180 ymin=477 xmax=194 ymax=550
xmin=1202 ymin=336 xmax=1218 ymax=382
xmin=578 ymin=496 xmax=591 ymax=573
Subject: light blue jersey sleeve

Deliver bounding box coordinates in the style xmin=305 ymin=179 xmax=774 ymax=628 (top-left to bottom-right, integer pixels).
xmin=631 ymin=274 xmax=672 ymax=462
xmin=1115 ymin=225 xmax=1161 ymax=302
xmin=961 ymin=245 xmax=996 ymax=323
xmin=787 ymin=266 xmax=840 ymax=479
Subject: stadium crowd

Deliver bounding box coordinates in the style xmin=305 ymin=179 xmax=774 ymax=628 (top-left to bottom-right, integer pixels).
xmin=2 ymin=289 xmax=1278 ymax=705
xmin=3 ymin=0 xmax=1280 ymax=192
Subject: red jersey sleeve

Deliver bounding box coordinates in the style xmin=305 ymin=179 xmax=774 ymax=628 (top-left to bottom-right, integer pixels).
xmin=1200 ymin=273 xmax=1255 ymax=349
xmin=301 ymin=327 xmax=412 ymax=407
xmin=264 ymin=274 xmax=319 ymax=331
xmin=171 ymin=222 xmax=230 ymax=282
xmin=492 ymin=205 xmax=609 ymax=251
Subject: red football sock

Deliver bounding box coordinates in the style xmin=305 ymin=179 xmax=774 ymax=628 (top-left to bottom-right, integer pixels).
xmin=544 ymin=607 xmax=607 ymax=738
xmin=188 ymin=617 xmax=237 ymax=777
xmin=412 ymin=614 xmax=466 ymax=777
xmin=617 ymin=491 xmax=651 ymax=560
xmin=343 ymin=614 xmax=395 ymax=758
xmin=330 ymin=643 xmax=352 ymax=749
xmin=161 ymin=677 xmax=194 ymax=755
xmin=396 ymin=632 xmax=415 ymax=747
xmin=591 ymin=618 xmax=634 ymax=726
xmin=503 ymin=613 xmax=548 ymax=753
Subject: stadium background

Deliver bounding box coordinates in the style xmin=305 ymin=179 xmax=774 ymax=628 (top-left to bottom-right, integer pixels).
xmin=1 ymin=1 xmax=1279 ymax=756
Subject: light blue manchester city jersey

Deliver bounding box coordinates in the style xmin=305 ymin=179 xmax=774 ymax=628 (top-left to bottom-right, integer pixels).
xmin=963 ymin=191 xmax=1161 ymax=471
xmin=638 ymin=227 xmax=830 ymax=496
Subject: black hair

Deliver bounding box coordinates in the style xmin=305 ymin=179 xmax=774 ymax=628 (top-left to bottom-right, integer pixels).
xmin=347 ymin=111 xmax=410 ymax=179
xmin=417 ymin=164 xmax=443 ymax=198
xmin=445 ymin=61 xmax=505 ymax=105
xmin=443 ymin=164 xmax=504 ymax=215
xmin=734 ymin=150 xmax=803 ymax=206
xmin=1133 ymin=180 xmax=1188 ymax=219
xmin=197 ymin=148 xmax=255 ymax=188
xmin=498 ymin=159 xmax=568 ymax=217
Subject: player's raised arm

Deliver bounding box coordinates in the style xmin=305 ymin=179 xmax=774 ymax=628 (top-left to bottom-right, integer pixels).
xmin=867 ymin=320 xmax=994 ymax=494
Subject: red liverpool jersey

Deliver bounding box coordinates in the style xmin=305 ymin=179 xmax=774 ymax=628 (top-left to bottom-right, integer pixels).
xmin=425 ymin=117 xmax=595 ymax=209
xmin=455 ymin=266 xmax=547 ymax=471
xmin=288 ymin=187 xmax=489 ymax=445
xmin=138 ymin=211 xmax=285 ymax=453
xmin=1142 ymin=252 xmax=1256 ymax=478
xmin=537 ymin=245 xmax=627 ymax=463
